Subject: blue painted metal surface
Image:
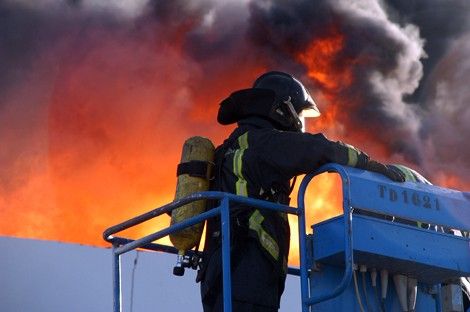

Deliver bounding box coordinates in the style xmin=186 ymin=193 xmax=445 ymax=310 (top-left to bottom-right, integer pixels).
xmin=313 ymin=214 xmax=470 ymax=283
xmin=302 ymin=163 xmax=470 ymax=311
xmin=112 ymin=245 xmax=122 ymax=312
xmin=103 ymin=163 xmax=470 ymax=312
xmin=114 ymin=207 xmax=220 ymax=256
xmin=345 ymin=166 xmax=470 ymax=230
xmin=220 ymin=197 xmax=232 ymax=312
xmin=297 ymin=178 xmax=310 ymax=312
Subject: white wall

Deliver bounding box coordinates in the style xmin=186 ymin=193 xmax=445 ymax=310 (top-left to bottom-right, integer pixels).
xmin=0 ymin=237 xmax=300 ymax=312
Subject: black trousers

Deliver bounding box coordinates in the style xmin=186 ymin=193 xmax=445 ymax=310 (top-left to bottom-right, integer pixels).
xmin=200 ymin=239 xmax=284 ymax=312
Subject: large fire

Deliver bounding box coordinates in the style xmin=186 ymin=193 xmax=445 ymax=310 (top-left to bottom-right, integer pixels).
xmin=0 ymin=26 xmax=344 ymax=264
xmin=1 ymin=2 xmax=468 ymax=268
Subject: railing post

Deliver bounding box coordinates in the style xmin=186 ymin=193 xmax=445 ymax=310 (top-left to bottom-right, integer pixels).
xmin=112 ymin=245 xmax=122 ymax=312
xmin=298 ymin=174 xmax=314 ymax=312
xmin=220 ymin=197 xmax=232 ymax=312
xmin=299 ymin=203 xmax=310 ymax=312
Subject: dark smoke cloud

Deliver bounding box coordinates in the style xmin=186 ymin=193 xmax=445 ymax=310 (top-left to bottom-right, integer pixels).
xmin=247 ymin=0 xmax=425 ymax=163
xmin=0 ymin=0 xmax=132 ymax=194
xmin=0 ymin=0 xmax=216 ymax=97
xmin=421 ymin=35 xmax=470 ymax=183
xmin=244 ymin=0 xmax=470 ymax=188
xmin=1 ymin=0 xmax=469 ymax=211
xmin=383 ymin=0 xmax=470 ymax=186
xmin=384 ymin=0 xmax=470 ymax=102
xmin=0 ymin=1 xmax=131 ymax=97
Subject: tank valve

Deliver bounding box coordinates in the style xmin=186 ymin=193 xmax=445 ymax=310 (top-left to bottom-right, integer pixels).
xmin=173 ymin=252 xmax=201 ymax=276
xmin=173 ymin=253 xmax=190 ymax=276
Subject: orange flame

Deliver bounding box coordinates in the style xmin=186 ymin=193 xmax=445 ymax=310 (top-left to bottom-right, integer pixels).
xmin=0 ymin=29 xmax=267 ymax=254
xmin=0 ymin=23 xmax=354 ymax=266
xmin=297 ymin=30 xmax=353 ymax=92
xmin=1 ymin=17 xmax=465 ymax=270
xmin=288 ymin=173 xmax=343 ymax=265
xmin=297 ymin=28 xmax=352 ymax=141
xmin=434 ymin=172 xmax=470 ymax=191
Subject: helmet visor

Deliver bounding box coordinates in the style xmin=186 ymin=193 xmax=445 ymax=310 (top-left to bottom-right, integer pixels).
xmin=300 ymin=106 xmax=321 ymax=118
xmin=298 ymin=87 xmax=321 ymax=117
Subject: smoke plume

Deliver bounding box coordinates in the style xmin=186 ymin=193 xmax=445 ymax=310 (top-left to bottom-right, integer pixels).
xmin=385 ymin=0 xmax=470 ymax=186
xmin=247 ymin=0 xmax=426 ymax=162
xmin=0 ymin=0 xmax=469 ymax=248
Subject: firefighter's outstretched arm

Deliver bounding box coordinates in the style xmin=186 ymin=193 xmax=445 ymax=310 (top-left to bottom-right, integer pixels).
xmin=325 ymin=139 xmax=404 ymax=182
xmin=256 ymin=130 xmax=404 ymax=182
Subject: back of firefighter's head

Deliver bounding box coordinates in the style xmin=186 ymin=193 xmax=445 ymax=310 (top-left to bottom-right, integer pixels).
xmin=217 ymin=70 xmax=320 ymax=132
xmin=252 ymin=71 xmax=320 ymax=132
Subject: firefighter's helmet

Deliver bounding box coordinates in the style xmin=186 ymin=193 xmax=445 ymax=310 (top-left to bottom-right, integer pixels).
xmin=217 ymin=71 xmax=320 ymax=132
xmin=253 ymin=71 xmax=320 ymax=131
xmin=253 ymin=71 xmax=319 ymax=115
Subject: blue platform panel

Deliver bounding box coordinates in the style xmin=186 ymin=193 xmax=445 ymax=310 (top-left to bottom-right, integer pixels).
xmin=343 ymin=167 xmax=470 ymax=232
xmin=312 ymin=214 xmax=470 ymax=284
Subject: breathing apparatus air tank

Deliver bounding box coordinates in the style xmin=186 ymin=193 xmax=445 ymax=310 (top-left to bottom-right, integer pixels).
xmin=170 ymin=136 xmax=215 ymax=276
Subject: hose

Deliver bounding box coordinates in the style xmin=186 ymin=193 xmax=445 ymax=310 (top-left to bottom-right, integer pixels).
xmin=353 ymin=270 xmax=366 ymax=312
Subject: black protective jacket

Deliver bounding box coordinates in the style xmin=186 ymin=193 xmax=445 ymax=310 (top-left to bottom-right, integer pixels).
xmin=199 ymin=116 xmax=369 ymax=309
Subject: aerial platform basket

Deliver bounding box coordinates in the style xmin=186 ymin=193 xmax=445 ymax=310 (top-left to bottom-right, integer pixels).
xmin=104 ymin=164 xmax=470 ymax=312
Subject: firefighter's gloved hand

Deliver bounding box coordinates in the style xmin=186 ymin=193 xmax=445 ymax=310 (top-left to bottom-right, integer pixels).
xmin=365 ymin=160 xmax=406 ymax=182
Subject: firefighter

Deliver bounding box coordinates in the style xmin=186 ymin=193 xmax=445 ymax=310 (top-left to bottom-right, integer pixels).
xmin=197 ymin=71 xmax=405 ymax=312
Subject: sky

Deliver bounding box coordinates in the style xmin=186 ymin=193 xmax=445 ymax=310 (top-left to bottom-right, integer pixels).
xmin=0 ymin=0 xmax=469 ymax=280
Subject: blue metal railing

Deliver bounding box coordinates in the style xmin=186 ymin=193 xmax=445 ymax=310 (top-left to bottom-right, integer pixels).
xmin=103 ymin=191 xmax=308 ymax=312
xmin=103 ymin=164 xmax=360 ymax=312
